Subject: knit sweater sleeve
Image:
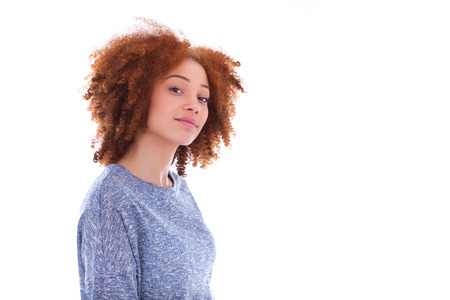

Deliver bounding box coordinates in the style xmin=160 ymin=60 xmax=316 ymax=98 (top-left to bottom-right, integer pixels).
xmin=77 ymin=183 xmax=139 ymax=300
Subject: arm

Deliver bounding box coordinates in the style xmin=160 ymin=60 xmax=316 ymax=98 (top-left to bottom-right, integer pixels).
xmin=77 ymin=193 xmax=139 ymax=300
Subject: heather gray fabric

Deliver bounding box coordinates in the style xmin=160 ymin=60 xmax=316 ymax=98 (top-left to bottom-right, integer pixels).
xmin=77 ymin=164 xmax=215 ymax=299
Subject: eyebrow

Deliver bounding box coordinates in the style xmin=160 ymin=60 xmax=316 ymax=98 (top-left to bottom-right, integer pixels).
xmin=166 ymin=75 xmax=209 ymax=90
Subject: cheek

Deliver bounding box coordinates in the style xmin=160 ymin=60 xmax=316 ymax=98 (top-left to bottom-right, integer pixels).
xmin=200 ymin=107 xmax=209 ymax=127
xmin=148 ymin=94 xmax=172 ymax=118
xmin=147 ymin=102 xmax=168 ymax=129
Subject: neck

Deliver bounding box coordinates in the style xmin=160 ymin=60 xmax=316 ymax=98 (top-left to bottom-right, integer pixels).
xmin=117 ymin=132 xmax=178 ymax=188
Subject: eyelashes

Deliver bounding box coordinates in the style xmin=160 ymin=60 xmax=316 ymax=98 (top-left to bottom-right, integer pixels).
xmin=169 ymin=87 xmax=182 ymax=94
xmin=198 ymin=97 xmax=210 ymax=103
xmin=169 ymin=86 xmax=210 ymax=103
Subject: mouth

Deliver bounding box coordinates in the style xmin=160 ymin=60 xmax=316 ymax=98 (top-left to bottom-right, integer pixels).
xmin=175 ymin=117 xmax=198 ymax=129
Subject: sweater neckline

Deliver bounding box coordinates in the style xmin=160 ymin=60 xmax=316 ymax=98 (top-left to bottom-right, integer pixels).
xmin=109 ymin=163 xmax=178 ymax=192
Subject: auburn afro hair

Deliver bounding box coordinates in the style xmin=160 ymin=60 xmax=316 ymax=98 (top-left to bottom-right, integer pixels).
xmin=83 ymin=19 xmax=244 ymax=176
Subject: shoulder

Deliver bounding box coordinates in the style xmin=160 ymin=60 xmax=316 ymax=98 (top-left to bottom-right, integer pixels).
xmin=79 ymin=164 xmax=130 ymax=215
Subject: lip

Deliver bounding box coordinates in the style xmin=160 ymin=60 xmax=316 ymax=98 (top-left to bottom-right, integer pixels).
xmin=175 ymin=117 xmax=198 ymax=129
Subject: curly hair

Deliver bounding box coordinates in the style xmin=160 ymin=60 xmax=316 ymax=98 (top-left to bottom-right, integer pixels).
xmin=83 ymin=19 xmax=244 ymax=176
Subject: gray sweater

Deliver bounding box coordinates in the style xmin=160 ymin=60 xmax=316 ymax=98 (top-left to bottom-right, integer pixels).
xmin=77 ymin=164 xmax=216 ymax=299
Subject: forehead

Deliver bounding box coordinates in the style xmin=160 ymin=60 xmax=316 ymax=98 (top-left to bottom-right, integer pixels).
xmin=166 ymin=58 xmax=208 ymax=83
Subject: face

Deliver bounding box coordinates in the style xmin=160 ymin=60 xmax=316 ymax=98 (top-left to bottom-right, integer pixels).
xmin=145 ymin=58 xmax=210 ymax=147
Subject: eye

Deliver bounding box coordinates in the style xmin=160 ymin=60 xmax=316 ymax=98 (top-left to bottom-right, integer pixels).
xmin=169 ymin=87 xmax=182 ymax=94
xmin=198 ymin=97 xmax=210 ymax=103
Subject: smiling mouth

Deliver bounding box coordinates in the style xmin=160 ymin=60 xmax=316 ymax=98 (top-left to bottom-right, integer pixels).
xmin=175 ymin=117 xmax=198 ymax=129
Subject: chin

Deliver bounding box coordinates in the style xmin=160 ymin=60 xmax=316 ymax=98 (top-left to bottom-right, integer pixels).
xmin=168 ymin=129 xmax=203 ymax=147
xmin=179 ymin=139 xmax=197 ymax=147
xmin=172 ymin=135 xmax=199 ymax=147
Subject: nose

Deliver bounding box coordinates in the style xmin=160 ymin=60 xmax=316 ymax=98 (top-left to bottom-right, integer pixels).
xmin=183 ymin=97 xmax=201 ymax=114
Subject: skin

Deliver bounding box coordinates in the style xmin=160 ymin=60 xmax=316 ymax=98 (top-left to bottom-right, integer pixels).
xmin=117 ymin=58 xmax=210 ymax=187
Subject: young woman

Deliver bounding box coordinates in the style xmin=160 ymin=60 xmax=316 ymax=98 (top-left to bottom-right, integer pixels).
xmin=77 ymin=19 xmax=244 ymax=299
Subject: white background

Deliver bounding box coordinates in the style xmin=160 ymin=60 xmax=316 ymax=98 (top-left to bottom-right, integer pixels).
xmin=1 ymin=0 xmax=449 ymax=299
